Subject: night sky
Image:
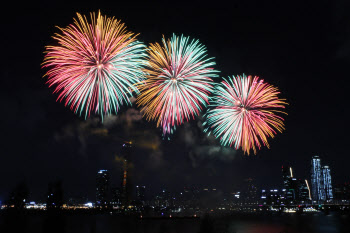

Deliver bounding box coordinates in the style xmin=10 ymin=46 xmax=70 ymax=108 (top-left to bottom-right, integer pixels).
xmin=1 ymin=0 xmax=349 ymax=202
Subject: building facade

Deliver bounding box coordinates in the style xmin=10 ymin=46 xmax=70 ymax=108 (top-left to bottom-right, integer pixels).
xmin=282 ymin=166 xmax=296 ymax=203
xmin=311 ymin=156 xmax=325 ymax=202
xmin=136 ymin=185 xmax=146 ymax=204
xmin=96 ymin=170 xmax=110 ymax=207
xmin=111 ymin=187 xmax=122 ymax=206
xmin=121 ymin=142 xmax=133 ymax=207
xmin=322 ymin=165 xmax=333 ymax=200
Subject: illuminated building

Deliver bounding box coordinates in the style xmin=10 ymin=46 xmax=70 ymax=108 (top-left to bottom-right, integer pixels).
xmin=260 ymin=189 xmax=280 ymax=205
xmin=155 ymin=187 xmax=171 ymax=207
xmin=322 ymin=165 xmax=333 ymax=200
xmin=298 ymin=179 xmax=310 ymax=203
xmin=25 ymin=202 xmax=46 ymax=209
xmin=180 ymin=186 xmax=201 ymax=208
xmin=282 ymin=166 xmax=296 ymax=202
xmin=311 ymin=156 xmax=325 ymax=202
xmin=120 ymin=142 xmax=133 ymax=207
xmin=282 ymin=166 xmax=310 ymax=204
xmin=67 ymin=196 xmax=88 ymax=206
xmin=282 ymin=166 xmax=292 ymax=189
xmin=136 ymin=185 xmax=146 ymax=205
xmin=261 ymin=189 xmax=267 ymax=200
xmin=96 ymin=170 xmax=110 ymax=207
xmin=334 ymin=182 xmax=350 ymax=203
xmin=232 ymin=191 xmax=240 ymax=202
xmin=47 ymin=181 xmax=63 ymax=209
xmin=289 ymin=178 xmax=298 ymax=202
xmin=241 ymin=178 xmax=258 ymax=205
xmin=111 ymin=187 xmax=122 ymax=206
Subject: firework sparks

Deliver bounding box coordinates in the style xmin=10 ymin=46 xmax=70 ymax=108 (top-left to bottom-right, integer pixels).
xmin=137 ymin=34 xmax=219 ymax=136
xmin=42 ymin=11 xmax=147 ymax=119
xmin=204 ymin=74 xmax=287 ymax=154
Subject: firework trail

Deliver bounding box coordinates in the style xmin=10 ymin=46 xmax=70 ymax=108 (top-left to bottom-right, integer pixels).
xmin=137 ymin=34 xmax=219 ymax=136
xmin=42 ymin=11 xmax=147 ymax=119
xmin=204 ymin=74 xmax=287 ymax=155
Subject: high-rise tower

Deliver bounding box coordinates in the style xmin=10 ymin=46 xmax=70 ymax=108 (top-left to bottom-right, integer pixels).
xmin=322 ymin=165 xmax=333 ymax=200
xmin=96 ymin=170 xmax=110 ymax=207
xmin=282 ymin=166 xmax=296 ymax=202
xmin=311 ymin=156 xmax=325 ymax=202
xmin=298 ymin=179 xmax=310 ymax=202
xmin=136 ymin=185 xmax=146 ymax=205
xmin=120 ymin=142 xmax=132 ymax=207
xmin=282 ymin=166 xmax=292 ymax=189
xmin=241 ymin=178 xmax=258 ymax=205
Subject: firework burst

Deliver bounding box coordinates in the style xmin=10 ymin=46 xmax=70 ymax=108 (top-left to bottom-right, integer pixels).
xmin=204 ymin=74 xmax=287 ymax=155
xmin=42 ymin=11 xmax=147 ymax=118
xmin=137 ymin=34 xmax=219 ymax=136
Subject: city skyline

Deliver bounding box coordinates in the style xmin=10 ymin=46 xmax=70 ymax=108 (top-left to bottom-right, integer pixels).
xmin=0 ymin=154 xmax=340 ymax=204
xmin=3 ymin=155 xmax=348 ymax=212
xmin=1 ymin=0 xmax=349 ymax=206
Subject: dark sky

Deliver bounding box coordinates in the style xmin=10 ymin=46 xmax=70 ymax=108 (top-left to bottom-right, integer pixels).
xmin=1 ymin=0 xmax=349 ymax=202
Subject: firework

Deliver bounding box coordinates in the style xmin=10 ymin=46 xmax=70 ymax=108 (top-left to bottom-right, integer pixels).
xmin=137 ymin=34 xmax=219 ymax=136
xmin=204 ymin=74 xmax=287 ymax=154
xmin=42 ymin=11 xmax=147 ymax=118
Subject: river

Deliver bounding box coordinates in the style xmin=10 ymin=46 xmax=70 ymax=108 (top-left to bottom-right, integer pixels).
xmin=1 ymin=212 xmax=350 ymax=233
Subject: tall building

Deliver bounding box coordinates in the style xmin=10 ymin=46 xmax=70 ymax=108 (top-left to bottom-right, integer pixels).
xmin=334 ymin=182 xmax=350 ymax=203
xmin=136 ymin=185 xmax=146 ymax=204
xmin=282 ymin=166 xmax=292 ymax=191
xmin=96 ymin=170 xmax=110 ymax=207
xmin=47 ymin=181 xmax=64 ymax=209
xmin=111 ymin=187 xmax=122 ymax=206
xmin=154 ymin=187 xmax=171 ymax=207
xmin=282 ymin=166 xmax=311 ymax=204
xmin=260 ymin=189 xmax=280 ymax=206
xmin=241 ymin=178 xmax=258 ymax=205
xmin=120 ymin=142 xmax=133 ymax=207
xmin=298 ymin=179 xmax=310 ymax=203
xmin=311 ymin=156 xmax=325 ymax=202
xmin=282 ymin=166 xmax=296 ymax=202
xmin=181 ymin=186 xmax=200 ymax=208
xmin=322 ymin=165 xmax=333 ymax=200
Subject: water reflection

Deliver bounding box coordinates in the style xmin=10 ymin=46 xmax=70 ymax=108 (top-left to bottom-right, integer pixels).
xmin=1 ymin=212 xmax=350 ymax=233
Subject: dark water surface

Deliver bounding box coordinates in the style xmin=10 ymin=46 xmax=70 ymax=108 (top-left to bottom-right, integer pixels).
xmin=1 ymin=212 xmax=350 ymax=233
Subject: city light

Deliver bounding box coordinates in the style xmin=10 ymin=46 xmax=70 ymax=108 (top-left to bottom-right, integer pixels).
xmin=1 ymin=155 xmax=344 ymax=217
xmin=85 ymin=203 xmax=93 ymax=208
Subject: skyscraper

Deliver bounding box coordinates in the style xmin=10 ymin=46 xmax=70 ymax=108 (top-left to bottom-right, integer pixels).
xmin=47 ymin=180 xmax=63 ymax=209
xmin=298 ymin=179 xmax=310 ymax=203
xmin=111 ymin=187 xmax=122 ymax=206
xmin=120 ymin=142 xmax=132 ymax=207
xmin=282 ymin=166 xmax=311 ymax=204
xmin=282 ymin=166 xmax=292 ymax=189
xmin=96 ymin=170 xmax=110 ymax=207
xmin=334 ymin=182 xmax=350 ymax=203
xmin=241 ymin=178 xmax=258 ymax=205
xmin=282 ymin=166 xmax=296 ymax=202
xmin=322 ymin=165 xmax=333 ymax=200
xmin=136 ymin=185 xmax=146 ymax=205
xmin=155 ymin=187 xmax=171 ymax=207
xmin=311 ymin=156 xmax=325 ymax=202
